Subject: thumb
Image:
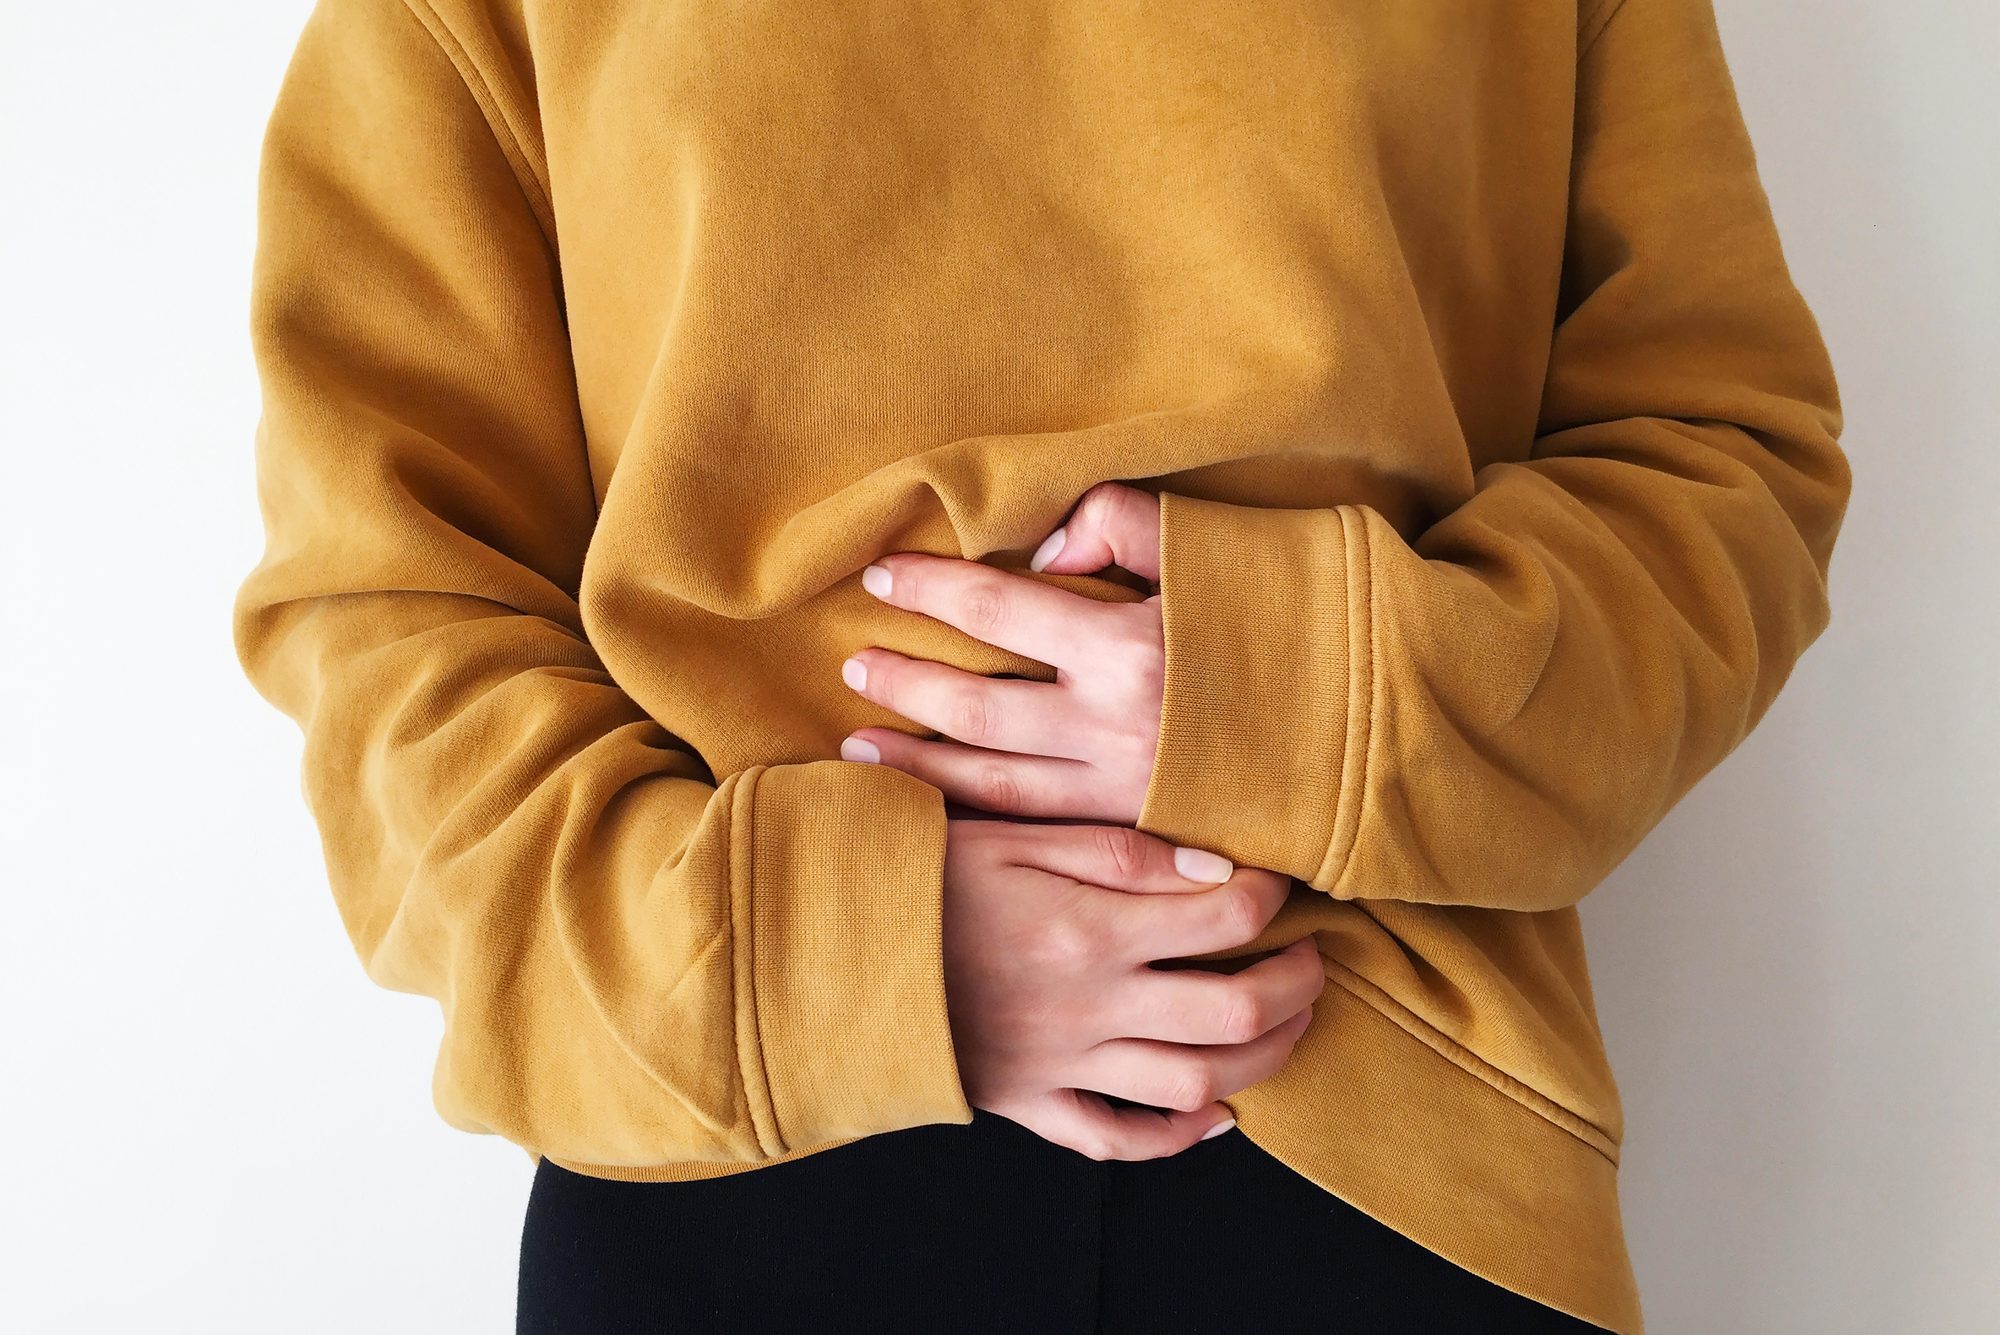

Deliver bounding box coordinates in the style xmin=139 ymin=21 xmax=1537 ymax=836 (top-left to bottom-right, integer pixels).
xmin=1027 ymin=481 xmax=1162 ymax=583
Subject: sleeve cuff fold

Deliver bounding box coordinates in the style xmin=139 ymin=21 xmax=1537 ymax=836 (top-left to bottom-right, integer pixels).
xmin=744 ymin=759 xmax=973 ymax=1152
xmin=1136 ymin=491 xmax=1374 ymax=893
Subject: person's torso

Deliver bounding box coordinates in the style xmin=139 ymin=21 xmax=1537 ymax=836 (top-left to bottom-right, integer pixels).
xmin=456 ymin=0 xmax=1623 ymax=1152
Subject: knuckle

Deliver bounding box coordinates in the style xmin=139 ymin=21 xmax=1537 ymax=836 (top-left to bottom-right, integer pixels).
xmin=961 ymin=582 xmax=1009 ymax=637
xmin=1216 ymin=986 xmax=1269 ymax=1045
xmin=969 ymin=759 xmax=1025 ymax=813
xmin=1103 ymin=609 xmax=1164 ymax=675
xmin=1132 ymin=638 xmax=1165 ymax=696
xmin=1106 ymin=710 xmax=1163 ymax=774
xmin=948 ymin=689 xmax=993 ymax=744
xmin=1069 ymin=482 xmax=1107 ymax=522
xmin=1079 ymin=480 xmax=1127 ymax=528
xmin=1075 ymin=1134 xmax=1117 ymax=1163
xmin=1112 ymin=477 xmax=1147 ymax=505
xmin=1161 ymin=1059 xmax=1218 ymax=1113
xmin=1125 ymin=638 xmax=1166 ymax=694
xmin=1102 ymin=483 xmax=1145 ymax=532
xmin=882 ymin=560 xmax=918 ymax=605
xmin=1033 ymin=913 xmax=1096 ymax=971
xmin=1216 ymin=883 xmax=1265 ymax=942
xmin=1092 ymin=824 xmax=1151 ymax=883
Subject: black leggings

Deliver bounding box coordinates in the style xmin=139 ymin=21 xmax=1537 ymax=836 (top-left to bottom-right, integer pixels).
xmin=517 ymin=1109 xmax=1606 ymax=1333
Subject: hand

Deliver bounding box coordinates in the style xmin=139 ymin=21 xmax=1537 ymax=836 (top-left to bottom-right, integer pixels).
xmin=840 ymin=482 xmax=1167 ymax=826
xmin=941 ymin=817 xmax=1324 ymax=1160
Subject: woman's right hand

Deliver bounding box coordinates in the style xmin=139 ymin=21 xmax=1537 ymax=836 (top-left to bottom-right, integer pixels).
xmin=940 ymin=817 xmax=1325 ymax=1161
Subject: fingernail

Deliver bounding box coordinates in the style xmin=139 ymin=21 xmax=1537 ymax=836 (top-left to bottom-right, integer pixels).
xmin=841 ymin=657 xmax=868 ymax=690
xmin=1200 ymin=1117 xmax=1236 ymax=1141
xmin=1028 ymin=528 xmax=1067 ymax=572
xmin=861 ymin=564 xmax=893 ymax=597
xmin=840 ymin=735 xmax=881 ymax=763
xmin=1173 ymin=846 xmax=1234 ymax=883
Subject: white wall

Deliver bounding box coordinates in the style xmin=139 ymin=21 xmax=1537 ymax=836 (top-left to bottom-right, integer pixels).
xmin=1577 ymin=3 xmax=2000 ymax=1329
xmin=1 ymin=2 xmax=1991 ymax=1331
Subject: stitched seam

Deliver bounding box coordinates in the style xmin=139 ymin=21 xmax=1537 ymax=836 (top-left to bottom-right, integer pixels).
xmin=733 ymin=767 xmax=785 ymax=1157
xmin=1579 ymin=0 xmax=1637 ymax=61
xmin=396 ymin=0 xmax=558 ymax=247
xmin=1325 ymin=958 xmax=1621 ymax=1164
xmin=1321 ymin=504 xmax=1375 ymax=892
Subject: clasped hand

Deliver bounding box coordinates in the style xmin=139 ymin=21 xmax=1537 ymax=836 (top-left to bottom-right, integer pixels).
xmin=834 ymin=481 xmax=1324 ymax=1162
xmin=838 ymin=480 xmax=1167 ymax=825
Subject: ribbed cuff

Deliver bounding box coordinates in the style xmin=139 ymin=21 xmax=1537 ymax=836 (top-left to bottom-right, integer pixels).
xmin=743 ymin=759 xmax=972 ymax=1154
xmin=1135 ymin=492 xmax=1373 ymax=892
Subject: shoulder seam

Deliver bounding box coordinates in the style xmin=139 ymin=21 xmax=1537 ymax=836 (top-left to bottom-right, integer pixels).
xmin=395 ymin=0 xmax=558 ymax=247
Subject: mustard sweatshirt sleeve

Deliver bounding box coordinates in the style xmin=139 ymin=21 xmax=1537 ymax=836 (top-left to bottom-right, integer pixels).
xmin=1136 ymin=0 xmax=1853 ymax=913
xmin=230 ymin=0 xmax=972 ymax=1167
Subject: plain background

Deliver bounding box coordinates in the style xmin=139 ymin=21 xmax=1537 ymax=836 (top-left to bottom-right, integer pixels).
xmin=2 ymin=1 xmax=1993 ymax=1330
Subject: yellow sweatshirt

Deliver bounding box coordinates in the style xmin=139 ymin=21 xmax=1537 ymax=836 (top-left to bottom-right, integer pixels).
xmin=232 ymin=0 xmax=1851 ymax=1329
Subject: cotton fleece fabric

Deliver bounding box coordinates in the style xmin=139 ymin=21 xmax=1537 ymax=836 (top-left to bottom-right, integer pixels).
xmin=230 ymin=1 xmax=1853 ymax=1330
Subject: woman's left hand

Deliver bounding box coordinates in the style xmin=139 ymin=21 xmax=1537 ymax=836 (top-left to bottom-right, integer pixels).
xmin=839 ymin=482 xmax=1167 ymax=825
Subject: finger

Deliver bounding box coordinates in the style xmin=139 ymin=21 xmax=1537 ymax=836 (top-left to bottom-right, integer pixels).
xmin=842 ymin=729 xmax=1122 ymax=820
xmin=1018 ymin=1087 xmax=1235 ymax=1163
xmin=861 ymin=553 xmax=1115 ymax=672
xmin=1106 ymin=939 xmax=1327 ymax=1043
xmin=1069 ymin=1006 xmax=1314 ymax=1113
xmin=1029 ymin=481 xmax=1162 ymax=583
xmin=1000 ymin=822 xmax=1237 ymax=893
xmin=1102 ymin=868 xmax=1296 ymax=957
xmin=842 ymin=648 xmax=1084 ymax=758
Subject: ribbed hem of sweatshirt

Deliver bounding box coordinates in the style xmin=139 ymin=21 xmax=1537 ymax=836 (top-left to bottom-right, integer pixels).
xmin=1137 ymin=491 xmax=1373 ymax=891
xmin=539 ymin=952 xmax=1640 ymax=1332
xmin=1229 ymin=974 xmax=1641 ymax=1333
